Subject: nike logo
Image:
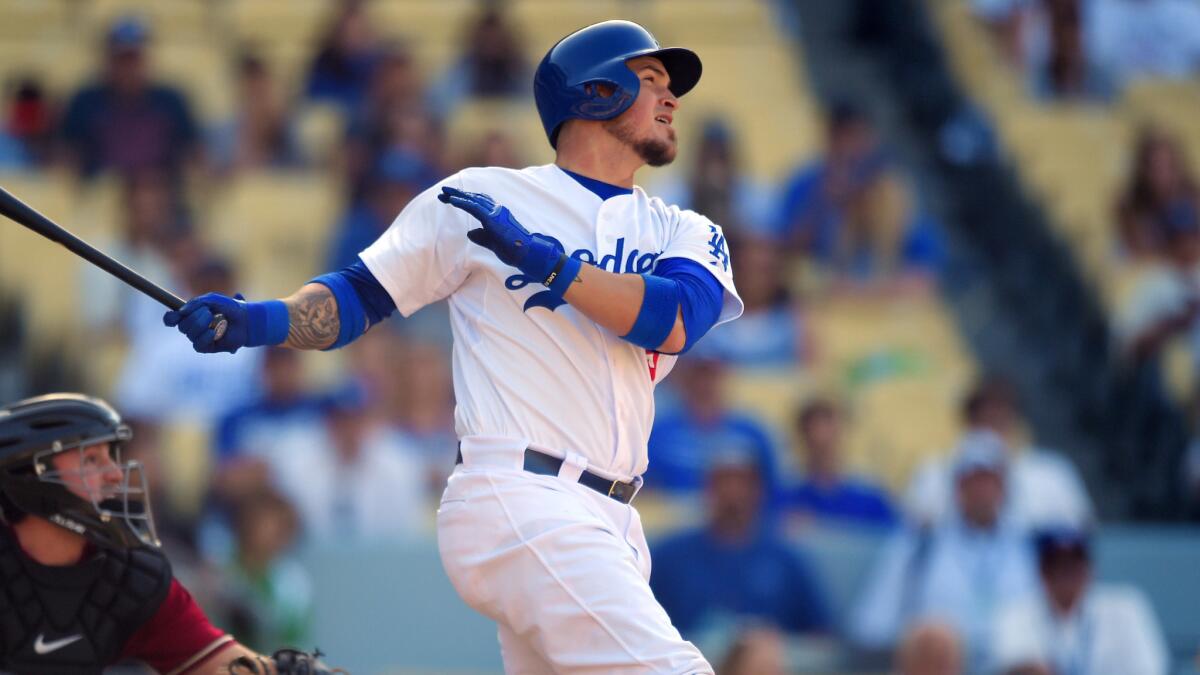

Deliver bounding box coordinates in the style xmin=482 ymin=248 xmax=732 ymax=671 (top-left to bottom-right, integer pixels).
xmin=34 ymin=633 xmax=82 ymax=654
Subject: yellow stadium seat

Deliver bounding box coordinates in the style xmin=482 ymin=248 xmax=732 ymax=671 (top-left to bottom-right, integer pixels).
xmin=446 ymin=99 xmax=554 ymax=167
xmin=0 ymin=0 xmax=69 ymax=39
xmin=76 ymin=0 xmax=214 ymax=44
xmin=204 ymin=171 xmax=341 ymax=298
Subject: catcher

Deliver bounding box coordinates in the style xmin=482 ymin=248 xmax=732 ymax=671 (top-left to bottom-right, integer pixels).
xmin=0 ymin=392 xmax=339 ymax=674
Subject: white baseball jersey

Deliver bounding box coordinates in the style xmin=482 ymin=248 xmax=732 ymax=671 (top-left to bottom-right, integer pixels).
xmin=360 ymin=163 xmax=742 ymax=478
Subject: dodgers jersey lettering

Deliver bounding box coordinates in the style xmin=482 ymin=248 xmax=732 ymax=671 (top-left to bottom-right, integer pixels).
xmin=360 ymin=164 xmax=742 ymax=478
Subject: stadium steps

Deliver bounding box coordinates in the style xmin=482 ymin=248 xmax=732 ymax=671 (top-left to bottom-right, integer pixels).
xmin=928 ymin=0 xmax=1200 ymax=313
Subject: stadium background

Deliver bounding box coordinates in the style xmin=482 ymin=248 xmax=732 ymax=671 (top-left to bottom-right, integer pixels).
xmin=0 ymin=0 xmax=1197 ymax=672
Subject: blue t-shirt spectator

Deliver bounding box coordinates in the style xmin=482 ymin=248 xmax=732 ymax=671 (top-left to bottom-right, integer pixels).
xmin=650 ymin=526 xmax=831 ymax=636
xmin=645 ymin=410 xmax=781 ymax=499
xmin=779 ymin=478 xmax=897 ymax=529
xmin=215 ymin=395 xmax=329 ymax=465
xmin=776 ymin=163 xmax=943 ymax=279
xmin=61 ymin=83 xmax=198 ymax=178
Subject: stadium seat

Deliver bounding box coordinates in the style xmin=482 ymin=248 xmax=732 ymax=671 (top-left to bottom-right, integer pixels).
xmin=204 ymin=171 xmax=340 ymax=298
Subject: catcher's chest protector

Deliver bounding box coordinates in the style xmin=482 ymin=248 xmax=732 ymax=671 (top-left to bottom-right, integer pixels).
xmin=0 ymin=527 xmax=172 ymax=674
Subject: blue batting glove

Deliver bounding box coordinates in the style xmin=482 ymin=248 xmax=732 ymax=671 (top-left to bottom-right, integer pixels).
xmin=438 ymin=186 xmax=565 ymax=284
xmin=164 ymin=293 xmax=289 ymax=354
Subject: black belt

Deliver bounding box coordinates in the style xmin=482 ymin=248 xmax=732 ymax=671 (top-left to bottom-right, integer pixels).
xmin=455 ymin=448 xmax=639 ymax=504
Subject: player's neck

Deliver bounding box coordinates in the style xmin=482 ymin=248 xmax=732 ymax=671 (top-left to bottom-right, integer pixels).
xmin=11 ymin=515 xmax=88 ymax=566
xmin=554 ymin=129 xmax=642 ymax=189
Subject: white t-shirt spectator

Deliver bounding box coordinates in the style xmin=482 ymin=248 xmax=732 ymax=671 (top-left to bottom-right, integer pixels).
xmin=115 ymin=328 xmax=262 ymax=425
xmin=1087 ymin=0 xmax=1200 ymax=85
xmin=905 ymin=449 xmax=1093 ymax=529
xmin=991 ymin=585 xmax=1169 ymax=675
xmin=1115 ymin=263 xmax=1200 ymax=358
xmin=269 ymin=425 xmax=426 ymax=542
xmin=852 ymin=518 xmax=1039 ymax=671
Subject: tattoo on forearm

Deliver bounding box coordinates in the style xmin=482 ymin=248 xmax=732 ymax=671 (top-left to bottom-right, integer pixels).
xmin=285 ymin=285 xmax=339 ymax=350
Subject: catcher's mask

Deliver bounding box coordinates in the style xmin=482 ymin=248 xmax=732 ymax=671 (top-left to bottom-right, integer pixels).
xmin=0 ymin=393 xmax=159 ymax=549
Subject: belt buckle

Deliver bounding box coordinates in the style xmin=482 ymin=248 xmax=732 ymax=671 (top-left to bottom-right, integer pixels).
xmin=607 ymin=481 xmax=619 ymax=498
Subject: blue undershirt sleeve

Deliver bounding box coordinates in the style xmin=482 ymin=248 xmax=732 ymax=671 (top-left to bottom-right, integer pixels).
xmin=308 ymin=258 xmax=398 ymax=349
xmin=652 ymin=257 xmax=724 ymax=353
xmin=342 ymin=258 xmax=398 ymax=326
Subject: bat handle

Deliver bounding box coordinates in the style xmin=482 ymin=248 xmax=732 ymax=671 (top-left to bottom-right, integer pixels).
xmin=210 ymin=314 xmax=229 ymax=342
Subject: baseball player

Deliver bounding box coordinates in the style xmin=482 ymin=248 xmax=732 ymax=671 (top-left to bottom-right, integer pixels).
xmin=0 ymin=393 xmax=337 ymax=674
xmin=165 ymin=20 xmax=742 ymax=673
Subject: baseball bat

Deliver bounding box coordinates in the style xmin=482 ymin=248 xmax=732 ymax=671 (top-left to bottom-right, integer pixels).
xmin=0 ymin=185 xmax=228 ymax=339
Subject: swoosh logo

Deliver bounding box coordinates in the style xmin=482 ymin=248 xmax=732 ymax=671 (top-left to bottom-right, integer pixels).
xmin=34 ymin=633 xmax=82 ymax=654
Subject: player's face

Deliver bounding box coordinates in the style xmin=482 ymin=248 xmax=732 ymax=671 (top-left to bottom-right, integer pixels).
xmin=51 ymin=442 xmax=123 ymax=502
xmin=604 ymin=56 xmax=679 ymax=167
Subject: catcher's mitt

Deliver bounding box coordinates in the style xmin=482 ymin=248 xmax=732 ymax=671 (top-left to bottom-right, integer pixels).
xmin=227 ymin=647 xmax=347 ymax=674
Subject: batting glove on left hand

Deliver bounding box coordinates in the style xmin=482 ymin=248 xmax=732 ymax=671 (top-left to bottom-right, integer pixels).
xmin=164 ymin=293 xmax=289 ymax=354
xmin=164 ymin=293 xmax=248 ymax=354
xmin=438 ymin=186 xmax=564 ymax=283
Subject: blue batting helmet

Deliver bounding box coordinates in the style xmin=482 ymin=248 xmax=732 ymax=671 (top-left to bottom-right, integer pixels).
xmin=534 ymin=20 xmax=702 ymax=149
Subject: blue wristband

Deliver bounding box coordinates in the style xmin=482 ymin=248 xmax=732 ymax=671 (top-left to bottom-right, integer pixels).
xmin=545 ymin=254 xmax=582 ymax=298
xmin=310 ymin=272 xmax=367 ymax=350
xmin=245 ymin=300 xmax=289 ymax=347
xmin=622 ymin=275 xmax=680 ymax=350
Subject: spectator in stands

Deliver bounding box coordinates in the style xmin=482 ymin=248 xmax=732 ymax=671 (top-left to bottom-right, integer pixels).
xmin=645 ymin=355 xmax=782 ymax=501
xmin=1087 ymin=0 xmax=1200 ymax=88
xmin=343 ymin=42 xmax=429 ymax=186
xmin=80 ymin=170 xmax=191 ymax=339
xmin=222 ymin=490 xmax=312 ymax=652
xmin=209 ymin=53 xmax=301 ymax=176
xmin=457 ymin=129 xmax=524 ymax=170
xmin=214 ymin=347 xmax=326 ymax=467
xmin=386 ymin=338 xmax=457 ymax=493
xmin=654 ymin=119 xmax=777 ymax=236
xmin=776 ymin=102 xmax=942 ymax=290
xmin=990 ymin=527 xmax=1169 ymax=675
xmin=115 ymin=254 xmax=263 ymax=425
xmin=269 ymin=384 xmax=427 ymax=542
xmin=853 ymin=431 xmax=1039 ymax=671
xmin=200 ymin=347 xmax=327 ymax=562
xmin=780 ymin=398 xmax=898 ymax=530
xmin=968 ymin=0 xmax=1037 ymax=67
xmin=1032 ymin=0 xmax=1115 ymax=101
xmin=1116 ymin=127 xmax=1199 ymax=260
xmin=428 ymin=5 xmax=529 ymax=118
xmin=1116 ymin=201 xmax=1200 ymax=367
xmin=304 ymin=0 xmax=382 ymax=114
xmin=2 ymin=76 xmax=55 ymax=167
xmin=59 ymin=16 xmax=199 ymax=179
xmin=717 ymin=627 xmax=789 ymax=675
xmin=905 ymin=375 xmax=1093 ymax=529
xmin=345 ymin=104 xmax=444 ymax=203
xmin=650 ymin=452 xmax=831 ymax=638
xmin=897 ymin=622 xmax=963 ymax=675
xmin=699 ymin=234 xmax=808 ymax=368
xmin=328 ymin=148 xmax=431 ymax=271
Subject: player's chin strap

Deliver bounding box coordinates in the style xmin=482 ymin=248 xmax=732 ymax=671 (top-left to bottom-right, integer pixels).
xmin=226 ymin=647 xmax=348 ymax=675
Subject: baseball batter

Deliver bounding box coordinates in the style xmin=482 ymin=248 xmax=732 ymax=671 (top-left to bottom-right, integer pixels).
xmin=166 ymin=21 xmax=742 ymax=674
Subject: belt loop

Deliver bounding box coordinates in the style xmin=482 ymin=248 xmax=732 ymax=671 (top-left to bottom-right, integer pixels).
xmin=558 ymin=451 xmax=587 ymax=483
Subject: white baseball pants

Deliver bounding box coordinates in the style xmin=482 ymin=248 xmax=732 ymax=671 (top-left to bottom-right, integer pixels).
xmin=436 ymin=444 xmax=712 ymax=674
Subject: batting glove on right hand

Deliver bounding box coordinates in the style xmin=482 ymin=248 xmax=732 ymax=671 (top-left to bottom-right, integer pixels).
xmin=438 ymin=186 xmax=565 ymax=284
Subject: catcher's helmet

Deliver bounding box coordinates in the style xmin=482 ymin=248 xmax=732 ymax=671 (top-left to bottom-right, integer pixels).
xmin=534 ymin=20 xmax=702 ymax=149
xmin=0 ymin=393 xmax=159 ymax=549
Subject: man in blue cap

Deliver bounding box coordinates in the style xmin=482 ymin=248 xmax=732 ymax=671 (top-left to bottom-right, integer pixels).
xmin=59 ymin=15 xmax=199 ymax=179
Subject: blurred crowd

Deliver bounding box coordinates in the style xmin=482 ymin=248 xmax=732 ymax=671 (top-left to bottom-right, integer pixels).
xmin=967 ymin=0 xmax=1200 ymax=511
xmin=0 ymin=0 xmax=1188 ymax=671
